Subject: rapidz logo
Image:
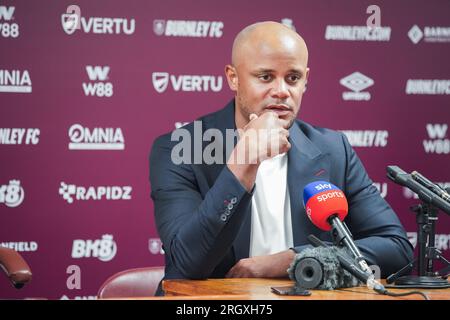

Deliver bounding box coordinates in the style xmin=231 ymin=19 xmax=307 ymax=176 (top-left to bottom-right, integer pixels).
xmin=59 ymin=182 xmax=76 ymax=203
xmin=340 ymin=72 xmax=374 ymax=101
xmin=59 ymin=182 xmax=132 ymax=203
xmin=408 ymin=25 xmax=423 ymax=44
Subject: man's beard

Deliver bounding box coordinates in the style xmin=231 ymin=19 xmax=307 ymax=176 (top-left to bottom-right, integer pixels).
xmin=238 ymin=98 xmax=297 ymax=129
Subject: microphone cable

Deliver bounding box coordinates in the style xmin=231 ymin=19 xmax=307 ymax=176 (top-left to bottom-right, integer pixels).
xmin=380 ymin=289 xmax=429 ymax=300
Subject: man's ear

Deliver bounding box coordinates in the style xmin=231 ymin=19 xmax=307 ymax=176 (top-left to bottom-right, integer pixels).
xmin=225 ymin=65 xmax=238 ymax=91
xmin=304 ymin=67 xmax=310 ymax=93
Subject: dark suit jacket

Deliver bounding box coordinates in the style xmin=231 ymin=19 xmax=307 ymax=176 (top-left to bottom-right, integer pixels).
xmin=149 ymin=100 xmax=413 ymax=295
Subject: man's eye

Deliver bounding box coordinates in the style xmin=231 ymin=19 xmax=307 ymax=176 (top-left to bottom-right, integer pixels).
xmin=259 ymin=74 xmax=272 ymax=81
xmin=287 ymin=75 xmax=301 ymax=83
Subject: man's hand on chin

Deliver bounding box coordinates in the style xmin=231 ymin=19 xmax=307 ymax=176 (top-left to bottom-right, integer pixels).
xmin=225 ymin=249 xmax=296 ymax=278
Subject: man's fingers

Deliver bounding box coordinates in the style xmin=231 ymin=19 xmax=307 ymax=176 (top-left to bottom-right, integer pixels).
xmin=281 ymin=128 xmax=289 ymax=138
xmin=249 ymin=113 xmax=258 ymax=121
xmin=226 ymin=264 xmax=238 ymax=278
xmin=284 ymin=139 xmax=292 ymax=152
xmin=278 ymin=117 xmax=290 ymax=129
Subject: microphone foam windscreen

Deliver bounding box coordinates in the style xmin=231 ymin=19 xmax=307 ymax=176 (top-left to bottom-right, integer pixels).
xmin=287 ymin=246 xmax=361 ymax=290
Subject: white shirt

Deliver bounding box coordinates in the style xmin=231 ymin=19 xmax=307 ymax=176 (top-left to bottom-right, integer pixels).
xmin=249 ymin=153 xmax=293 ymax=257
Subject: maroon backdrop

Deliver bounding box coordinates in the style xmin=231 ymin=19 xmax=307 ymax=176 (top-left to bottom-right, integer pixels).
xmin=1 ymin=0 xmax=449 ymax=299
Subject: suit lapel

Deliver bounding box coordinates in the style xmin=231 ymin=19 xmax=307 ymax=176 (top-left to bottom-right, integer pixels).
xmin=287 ymin=122 xmax=331 ymax=246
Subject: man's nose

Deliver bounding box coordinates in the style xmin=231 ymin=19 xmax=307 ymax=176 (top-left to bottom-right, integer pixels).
xmin=270 ymin=79 xmax=289 ymax=99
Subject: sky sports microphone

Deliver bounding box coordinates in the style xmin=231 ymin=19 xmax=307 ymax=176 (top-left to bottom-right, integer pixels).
xmin=303 ymin=181 xmax=372 ymax=275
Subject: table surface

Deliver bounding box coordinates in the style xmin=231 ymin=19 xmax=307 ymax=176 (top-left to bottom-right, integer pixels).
xmin=161 ymin=278 xmax=450 ymax=300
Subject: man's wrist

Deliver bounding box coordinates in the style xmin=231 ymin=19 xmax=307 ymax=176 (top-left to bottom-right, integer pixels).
xmin=226 ymin=162 xmax=258 ymax=192
xmin=267 ymin=249 xmax=297 ymax=278
xmin=226 ymin=145 xmax=259 ymax=192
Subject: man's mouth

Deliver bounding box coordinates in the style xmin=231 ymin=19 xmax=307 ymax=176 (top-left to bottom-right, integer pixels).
xmin=264 ymin=104 xmax=293 ymax=116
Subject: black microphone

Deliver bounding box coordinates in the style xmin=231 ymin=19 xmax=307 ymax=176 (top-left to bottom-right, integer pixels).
xmin=387 ymin=166 xmax=450 ymax=214
xmin=411 ymin=170 xmax=450 ymax=202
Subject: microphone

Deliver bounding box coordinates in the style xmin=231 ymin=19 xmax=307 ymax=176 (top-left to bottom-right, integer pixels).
xmin=290 ymin=235 xmax=387 ymax=293
xmin=303 ymin=181 xmax=372 ymax=275
xmin=387 ymin=166 xmax=450 ymax=214
xmin=411 ymin=170 xmax=450 ymax=202
xmin=287 ymin=245 xmax=361 ymax=290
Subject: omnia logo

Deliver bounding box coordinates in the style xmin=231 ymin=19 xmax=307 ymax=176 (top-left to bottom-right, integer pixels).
xmin=82 ymin=66 xmax=113 ymax=97
xmin=72 ymin=234 xmax=117 ymax=262
xmin=68 ymin=124 xmax=124 ymax=150
xmin=0 ymin=180 xmax=24 ymax=207
xmin=0 ymin=69 xmax=32 ymax=93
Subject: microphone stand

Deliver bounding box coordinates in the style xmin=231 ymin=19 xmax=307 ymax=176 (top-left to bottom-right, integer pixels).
xmin=386 ymin=166 xmax=450 ymax=288
xmin=386 ymin=202 xmax=450 ymax=288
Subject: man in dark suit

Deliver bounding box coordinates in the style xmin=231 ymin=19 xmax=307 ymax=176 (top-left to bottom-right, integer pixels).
xmin=149 ymin=21 xmax=413 ymax=295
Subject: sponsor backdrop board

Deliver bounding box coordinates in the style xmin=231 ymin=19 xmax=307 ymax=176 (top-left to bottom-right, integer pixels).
xmin=0 ymin=0 xmax=449 ymax=299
